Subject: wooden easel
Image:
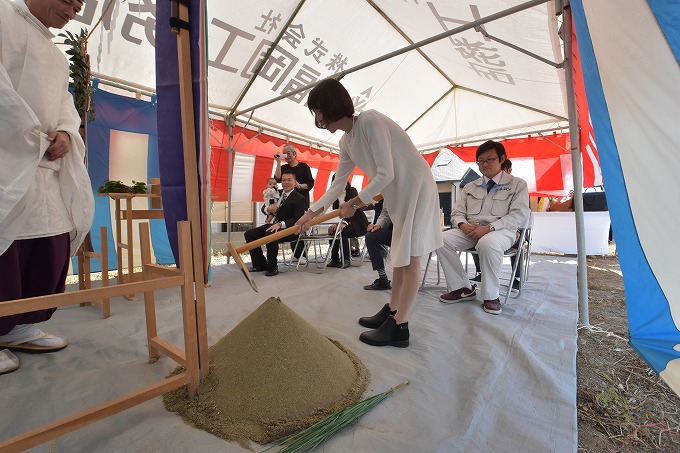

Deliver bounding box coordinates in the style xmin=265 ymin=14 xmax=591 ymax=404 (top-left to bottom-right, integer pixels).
xmin=0 ymin=221 xmax=205 ymax=452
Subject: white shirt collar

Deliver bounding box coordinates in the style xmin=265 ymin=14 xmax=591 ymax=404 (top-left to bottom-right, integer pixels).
xmin=11 ymin=0 xmax=55 ymax=38
xmin=282 ymin=189 xmax=295 ymax=197
xmin=484 ymin=171 xmax=504 ymax=185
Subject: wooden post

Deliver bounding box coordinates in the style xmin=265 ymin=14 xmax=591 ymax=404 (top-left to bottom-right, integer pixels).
xmin=139 ymin=222 xmax=159 ymax=362
xmin=173 ymin=1 xmax=209 ymax=379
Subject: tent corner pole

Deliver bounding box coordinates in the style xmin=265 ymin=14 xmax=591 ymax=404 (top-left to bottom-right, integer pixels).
xmin=226 ymin=115 xmax=235 ymax=264
xmin=563 ymin=5 xmax=590 ymax=327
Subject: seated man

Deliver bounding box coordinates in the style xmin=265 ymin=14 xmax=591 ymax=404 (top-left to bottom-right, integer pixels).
xmin=363 ymin=201 xmax=393 ymax=290
xmin=436 ymin=140 xmax=529 ymax=315
xmin=244 ymin=170 xmax=306 ymax=276
xmin=327 ymin=178 xmax=368 ymax=268
xmin=471 ymin=158 xmax=522 ymax=289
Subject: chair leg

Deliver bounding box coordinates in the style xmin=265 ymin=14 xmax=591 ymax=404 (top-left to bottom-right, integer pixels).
xmin=419 ymin=252 xmax=433 ymax=290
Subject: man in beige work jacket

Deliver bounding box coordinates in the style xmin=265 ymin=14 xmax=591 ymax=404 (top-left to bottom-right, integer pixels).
xmin=436 ymin=140 xmax=529 ymax=315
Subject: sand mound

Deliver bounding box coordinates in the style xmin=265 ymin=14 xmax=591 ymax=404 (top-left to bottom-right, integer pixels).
xmin=164 ymin=297 xmax=369 ymax=447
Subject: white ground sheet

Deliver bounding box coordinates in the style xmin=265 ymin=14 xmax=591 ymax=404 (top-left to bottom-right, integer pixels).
xmin=1 ymin=253 xmax=578 ymax=452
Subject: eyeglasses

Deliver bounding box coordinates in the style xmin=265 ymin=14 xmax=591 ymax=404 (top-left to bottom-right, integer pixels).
xmin=476 ymin=157 xmax=499 ymax=166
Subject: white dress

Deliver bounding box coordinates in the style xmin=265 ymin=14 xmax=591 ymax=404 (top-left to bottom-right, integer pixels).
xmin=0 ymin=0 xmax=94 ymax=255
xmin=311 ymin=110 xmax=443 ymax=267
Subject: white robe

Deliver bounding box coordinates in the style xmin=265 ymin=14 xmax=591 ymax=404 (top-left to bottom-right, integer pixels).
xmin=0 ymin=0 xmax=94 ymax=256
xmin=311 ymin=110 xmax=443 ymax=267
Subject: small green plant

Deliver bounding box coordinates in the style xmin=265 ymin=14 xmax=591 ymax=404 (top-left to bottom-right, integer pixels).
xmin=596 ymin=387 xmax=634 ymax=424
xmin=97 ymin=179 xmax=148 ymax=194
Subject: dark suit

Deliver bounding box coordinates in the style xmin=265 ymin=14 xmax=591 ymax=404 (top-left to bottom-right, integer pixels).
xmin=329 ymin=186 xmax=369 ymax=262
xmin=245 ymin=190 xmax=307 ymax=272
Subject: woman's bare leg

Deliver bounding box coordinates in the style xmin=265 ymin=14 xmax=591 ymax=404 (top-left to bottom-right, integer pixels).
xmin=390 ymin=256 xmax=421 ymax=324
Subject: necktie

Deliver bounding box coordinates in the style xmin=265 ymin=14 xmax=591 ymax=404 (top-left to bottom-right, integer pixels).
xmin=279 ymin=192 xmax=288 ymax=206
xmin=486 ymin=180 xmax=496 ymax=193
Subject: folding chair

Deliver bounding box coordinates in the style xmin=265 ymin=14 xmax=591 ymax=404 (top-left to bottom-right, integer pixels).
xmin=464 ymin=213 xmax=534 ymax=306
xmin=290 ymin=218 xmax=345 ymax=271
xmin=419 ymin=250 xmax=442 ymax=290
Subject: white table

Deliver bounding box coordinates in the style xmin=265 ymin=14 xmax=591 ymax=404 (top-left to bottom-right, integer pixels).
xmin=532 ymin=211 xmax=611 ymax=255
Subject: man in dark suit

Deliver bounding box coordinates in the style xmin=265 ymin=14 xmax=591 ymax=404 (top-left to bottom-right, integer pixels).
xmin=327 ymin=178 xmax=368 ymax=268
xmin=245 ymin=170 xmax=307 ymax=276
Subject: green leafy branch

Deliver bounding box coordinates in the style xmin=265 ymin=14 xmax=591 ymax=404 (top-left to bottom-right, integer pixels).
xmin=97 ymin=179 xmax=148 ymax=194
xmin=59 ymin=28 xmax=95 ymax=122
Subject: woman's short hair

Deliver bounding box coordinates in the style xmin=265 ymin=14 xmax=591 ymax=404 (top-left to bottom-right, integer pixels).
xmin=282 ymin=143 xmax=297 ymax=156
xmin=308 ymin=78 xmax=355 ymax=128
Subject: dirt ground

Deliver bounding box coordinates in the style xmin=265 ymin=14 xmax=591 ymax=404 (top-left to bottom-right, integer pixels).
xmin=578 ymin=249 xmax=680 ymax=452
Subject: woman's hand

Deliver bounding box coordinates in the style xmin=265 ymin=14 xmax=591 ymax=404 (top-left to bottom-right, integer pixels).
xmin=339 ymin=201 xmax=356 ymax=219
xmin=295 ymin=209 xmax=317 ymax=233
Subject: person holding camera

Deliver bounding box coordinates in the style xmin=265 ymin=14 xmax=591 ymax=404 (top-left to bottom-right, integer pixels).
xmin=274 ymin=144 xmax=315 ymax=208
xmin=275 ymin=144 xmax=314 ymax=262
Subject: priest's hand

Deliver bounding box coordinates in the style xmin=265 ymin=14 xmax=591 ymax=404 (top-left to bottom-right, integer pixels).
xmin=46 ymin=131 xmax=71 ymax=161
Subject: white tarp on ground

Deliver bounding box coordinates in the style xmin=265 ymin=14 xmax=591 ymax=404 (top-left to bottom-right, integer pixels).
xmin=63 ymin=0 xmax=568 ymax=149
xmin=0 ymin=255 xmax=577 ymax=451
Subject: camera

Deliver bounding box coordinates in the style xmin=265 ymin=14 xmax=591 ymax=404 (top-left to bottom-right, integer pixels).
xmin=275 ymin=153 xmax=287 ymax=159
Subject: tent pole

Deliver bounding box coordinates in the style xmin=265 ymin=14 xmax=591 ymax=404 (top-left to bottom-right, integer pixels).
xmin=563 ymin=4 xmax=590 ymax=326
xmin=227 ymin=115 xmax=235 ymax=263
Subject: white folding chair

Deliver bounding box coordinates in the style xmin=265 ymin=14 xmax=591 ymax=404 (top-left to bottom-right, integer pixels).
xmin=464 ymin=212 xmax=534 ymax=306
xmin=290 ymin=218 xmax=345 ymax=271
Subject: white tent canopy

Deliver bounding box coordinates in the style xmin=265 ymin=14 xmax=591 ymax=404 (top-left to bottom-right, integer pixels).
xmin=68 ymin=0 xmax=568 ymax=150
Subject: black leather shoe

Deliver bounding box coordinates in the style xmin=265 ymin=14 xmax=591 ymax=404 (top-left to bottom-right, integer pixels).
xmin=340 ymin=260 xmax=351 ymax=269
xmin=359 ymin=316 xmax=409 ymax=348
xmin=264 ymin=267 xmax=279 ymax=277
xmin=327 ymin=259 xmax=341 ymax=268
xmin=363 ymin=278 xmax=391 ymax=291
xmin=358 ymin=304 xmax=396 ymax=328
xmin=249 ymin=266 xmax=266 ymax=272
xmin=471 ymin=272 xmax=482 ymax=282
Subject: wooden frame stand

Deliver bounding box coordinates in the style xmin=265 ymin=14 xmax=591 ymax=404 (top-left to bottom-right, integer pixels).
xmin=98 ymin=192 xmax=164 ymax=300
xmin=0 ymin=221 xmax=207 ymax=452
xmin=77 ymin=226 xmax=111 ymax=318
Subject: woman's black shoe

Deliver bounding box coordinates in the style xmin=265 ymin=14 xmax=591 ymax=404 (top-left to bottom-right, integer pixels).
xmin=359 ymin=316 xmax=409 ymax=348
xmin=358 ymin=304 xmax=396 ymax=328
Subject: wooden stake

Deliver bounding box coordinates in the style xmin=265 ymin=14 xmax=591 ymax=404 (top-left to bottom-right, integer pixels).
xmin=173 ymin=2 xmax=209 ymax=379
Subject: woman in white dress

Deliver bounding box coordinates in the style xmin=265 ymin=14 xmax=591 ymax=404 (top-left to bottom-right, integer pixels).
xmin=296 ymin=79 xmax=443 ymax=348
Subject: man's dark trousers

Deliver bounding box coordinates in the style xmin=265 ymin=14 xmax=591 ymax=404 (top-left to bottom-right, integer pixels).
xmin=365 ymin=224 xmax=393 ymax=271
xmin=244 ymin=225 xmax=298 ymax=271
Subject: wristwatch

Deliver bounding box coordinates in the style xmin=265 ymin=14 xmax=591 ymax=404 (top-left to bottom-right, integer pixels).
xmin=352 ymin=203 xmax=360 ymax=210
xmin=489 ymin=224 xmax=495 ymax=231
xmin=280 ymin=221 xmax=286 ymax=229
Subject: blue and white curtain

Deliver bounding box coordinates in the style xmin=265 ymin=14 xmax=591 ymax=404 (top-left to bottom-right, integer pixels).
xmin=572 ymin=0 xmax=680 ymax=394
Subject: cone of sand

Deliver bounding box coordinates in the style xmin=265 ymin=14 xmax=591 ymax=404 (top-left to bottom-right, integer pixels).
xmin=164 ymin=297 xmax=369 ymax=446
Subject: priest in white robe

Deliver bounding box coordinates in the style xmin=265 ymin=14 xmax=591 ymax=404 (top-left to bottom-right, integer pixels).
xmin=0 ymin=0 xmax=93 ymax=375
